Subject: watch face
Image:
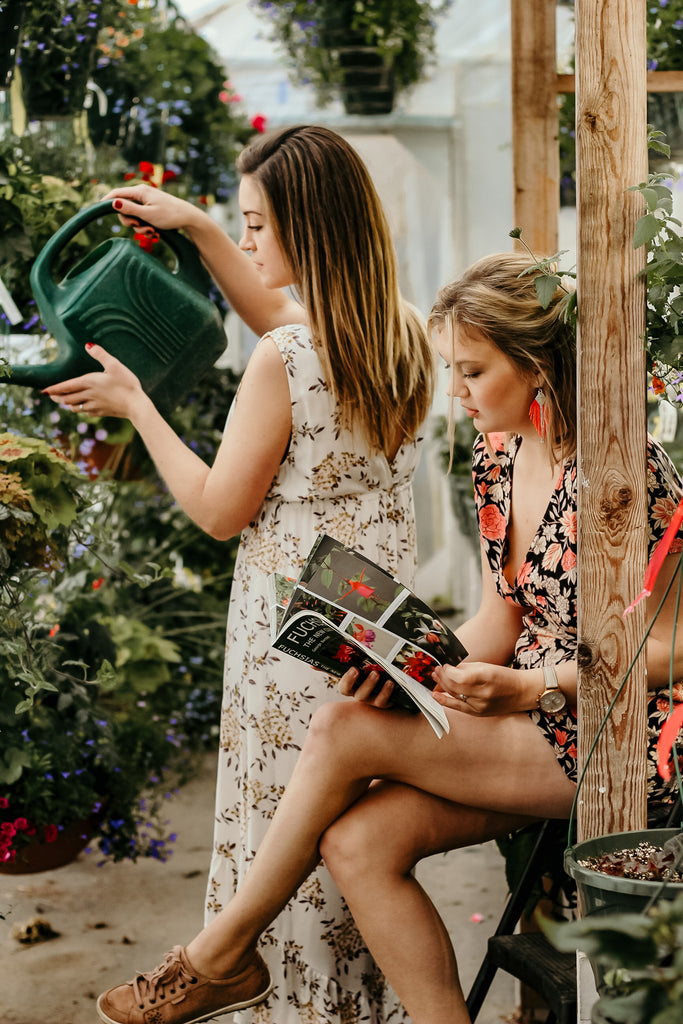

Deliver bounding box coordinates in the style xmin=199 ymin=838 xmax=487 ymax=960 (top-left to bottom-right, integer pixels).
xmin=539 ymin=689 xmax=567 ymax=714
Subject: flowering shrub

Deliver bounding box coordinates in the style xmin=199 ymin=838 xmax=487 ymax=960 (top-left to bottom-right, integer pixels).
xmin=89 ymin=2 xmax=255 ymax=199
xmin=0 ymin=369 xmax=240 ymax=865
xmin=17 ymin=0 xmax=138 ymax=119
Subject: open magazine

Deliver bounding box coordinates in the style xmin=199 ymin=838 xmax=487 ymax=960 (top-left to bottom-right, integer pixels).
xmin=268 ymin=534 xmax=468 ymax=739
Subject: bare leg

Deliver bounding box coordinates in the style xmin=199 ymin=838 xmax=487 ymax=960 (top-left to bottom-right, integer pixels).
xmin=187 ymin=700 xmax=575 ymax=987
xmin=321 ymin=781 xmax=537 ymax=1024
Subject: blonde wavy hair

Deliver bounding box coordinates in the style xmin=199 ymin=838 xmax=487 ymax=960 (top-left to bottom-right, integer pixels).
xmin=428 ymin=252 xmax=577 ymax=468
xmin=236 ymin=125 xmax=435 ymax=457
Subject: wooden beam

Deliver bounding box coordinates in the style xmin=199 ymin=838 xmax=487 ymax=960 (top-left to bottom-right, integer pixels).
xmin=575 ymin=0 xmax=649 ymax=841
xmin=557 ymin=70 xmax=683 ymax=93
xmin=510 ymin=0 xmax=559 ymax=256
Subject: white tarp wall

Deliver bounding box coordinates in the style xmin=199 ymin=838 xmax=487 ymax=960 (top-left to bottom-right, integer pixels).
xmin=185 ymin=0 xmax=519 ymax=616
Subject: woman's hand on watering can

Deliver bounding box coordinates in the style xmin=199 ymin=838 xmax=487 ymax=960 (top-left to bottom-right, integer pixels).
xmin=43 ymin=343 xmax=148 ymax=420
xmin=104 ymin=185 xmax=200 ymax=236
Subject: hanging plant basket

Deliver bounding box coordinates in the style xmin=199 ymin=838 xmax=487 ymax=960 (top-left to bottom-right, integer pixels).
xmin=564 ymin=827 xmax=682 ymax=991
xmin=337 ymin=46 xmax=395 ymax=116
xmin=0 ymin=0 xmax=23 ymax=89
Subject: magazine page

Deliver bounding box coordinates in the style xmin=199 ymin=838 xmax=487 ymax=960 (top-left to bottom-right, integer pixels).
xmin=278 ymin=534 xmax=467 ymax=671
xmin=271 ymin=609 xmax=449 ymax=739
xmin=267 ymin=572 xmax=297 ymax=640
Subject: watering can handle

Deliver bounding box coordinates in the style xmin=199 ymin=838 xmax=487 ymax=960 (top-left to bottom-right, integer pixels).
xmin=32 ymin=199 xmax=213 ymax=307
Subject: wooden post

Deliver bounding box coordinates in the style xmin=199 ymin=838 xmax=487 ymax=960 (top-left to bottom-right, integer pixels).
xmin=510 ymin=0 xmax=559 ymax=256
xmin=575 ymin=0 xmax=649 ymax=841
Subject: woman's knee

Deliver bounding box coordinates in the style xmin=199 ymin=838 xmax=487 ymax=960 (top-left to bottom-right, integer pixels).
xmin=303 ymin=699 xmax=373 ymax=761
xmin=319 ymin=811 xmax=381 ymax=886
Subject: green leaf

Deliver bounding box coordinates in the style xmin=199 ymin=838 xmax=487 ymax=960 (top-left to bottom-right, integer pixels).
xmin=634 ymin=213 xmax=662 ymax=249
xmin=535 ymin=274 xmax=561 ymax=309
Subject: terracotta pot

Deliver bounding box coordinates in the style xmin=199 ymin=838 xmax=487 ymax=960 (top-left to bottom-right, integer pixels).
xmin=0 ymin=819 xmax=94 ymax=875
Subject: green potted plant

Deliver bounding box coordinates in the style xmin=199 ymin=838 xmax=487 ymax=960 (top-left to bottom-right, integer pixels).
xmin=544 ymin=890 xmax=683 ymax=1023
xmin=88 ymin=2 xmax=255 ymax=198
xmin=251 ymin=0 xmax=452 ymax=114
xmin=0 ymin=430 xmax=197 ymax=871
xmin=16 ymin=0 xmax=137 ymax=121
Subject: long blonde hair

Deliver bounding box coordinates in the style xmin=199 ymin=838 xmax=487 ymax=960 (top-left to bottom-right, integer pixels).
xmin=236 ymin=125 xmax=435 ymax=456
xmin=428 ymin=252 xmax=577 ymax=466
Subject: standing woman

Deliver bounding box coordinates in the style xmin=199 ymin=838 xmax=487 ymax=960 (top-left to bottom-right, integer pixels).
xmin=45 ymin=125 xmax=435 ymax=1024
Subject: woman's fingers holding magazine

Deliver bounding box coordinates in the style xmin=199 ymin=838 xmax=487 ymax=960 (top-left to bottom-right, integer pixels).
xmin=338 ymin=667 xmax=395 ymax=707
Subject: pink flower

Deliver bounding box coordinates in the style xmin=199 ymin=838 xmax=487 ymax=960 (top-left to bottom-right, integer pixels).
xmin=45 ymin=824 xmax=59 ymax=843
xmin=13 ymin=818 xmax=29 ymax=831
xmin=561 ymin=548 xmax=577 ymax=572
xmin=1 ymin=821 xmax=16 ymax=837
xmin=0 ymin=848 xmax=16 ymax=863
xmin=0 ymin=797 xmax=8 ymax=809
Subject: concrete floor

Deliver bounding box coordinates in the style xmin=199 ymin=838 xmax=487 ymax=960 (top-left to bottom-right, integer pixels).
xmin=0 ymin=752 xmax=520 ymax=1024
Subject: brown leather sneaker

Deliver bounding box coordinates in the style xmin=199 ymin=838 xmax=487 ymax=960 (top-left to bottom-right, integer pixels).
xmin=96 ymin=945 xmax=272 ymax=1024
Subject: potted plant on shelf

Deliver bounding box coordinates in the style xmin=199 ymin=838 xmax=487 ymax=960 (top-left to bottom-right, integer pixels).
xmin=251 ymin=0 xmax=452 ymax=115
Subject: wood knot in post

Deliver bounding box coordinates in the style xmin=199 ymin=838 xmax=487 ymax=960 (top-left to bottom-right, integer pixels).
xmin=577 ymin=642 xmax=596 ymax=670
xmin=598 ymin=485 xmax=633 ymax=539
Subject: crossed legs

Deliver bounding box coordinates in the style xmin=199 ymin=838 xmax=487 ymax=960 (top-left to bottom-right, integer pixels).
xmin=100 ymin=699 xmax=576 ymax=1024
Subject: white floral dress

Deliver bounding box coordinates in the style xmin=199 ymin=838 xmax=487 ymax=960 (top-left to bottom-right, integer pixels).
xmin=206 ymin=324 xmax=423 ymax=1024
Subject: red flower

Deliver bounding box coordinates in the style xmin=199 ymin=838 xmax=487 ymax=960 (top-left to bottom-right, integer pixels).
xmin=92 ymin=577 xmax=105 ymax=590
xmin=134 ymin=232 xmax=159 ymax=254
xmin=139 ymin=160 xmax=154 ymax=176
xmin=0 ymin=848 xmax=16 ymax=863
xmin=0 ymin=797 xmax=8 ymax=809
xmin=49 ymin=624 xmax=60 ymax=637
xmin=335 ymin=644 xmax=355 ymax=663
xmin=13 ymin=818 xmax=29 ymax=831
xmin=554 ymin=729 xmax=567 ymax=744
xmin=1 ymin=821 xmax=16 ymax=836
xmin=652 ymin=375 xmax=666 ymax=396
xmin=124 ymin=172 xmax=136 ymax=181
xmin=478 ymin=504 xmax=507 ymax=541
xmin=251 ymin=113 xmax=267 ymax=134
xmin=161 ymin=169 xmax=177 ymax=183
xmin=44 ymin=824 xmax=59 ymax=843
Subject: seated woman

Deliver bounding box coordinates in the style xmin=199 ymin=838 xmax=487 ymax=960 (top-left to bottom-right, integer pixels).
xmin=96 ymin=252 xmax=683 ymax=1024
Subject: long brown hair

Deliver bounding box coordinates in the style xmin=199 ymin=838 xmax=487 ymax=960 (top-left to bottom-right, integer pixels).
xmin=236 ymin=125 xmax=435 ymax=456
xmin=428 ymin=252 xmax=577 ymax=466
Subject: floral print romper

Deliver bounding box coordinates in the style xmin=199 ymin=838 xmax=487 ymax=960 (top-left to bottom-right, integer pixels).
xmin=207 ymin=325 xmax=421 ymax=1024
xmin=473 ymin=431 xmax=683 ymax=816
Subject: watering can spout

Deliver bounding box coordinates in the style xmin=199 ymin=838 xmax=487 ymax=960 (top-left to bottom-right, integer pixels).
xmin=3 ymin=200 xmax=228 ymax=416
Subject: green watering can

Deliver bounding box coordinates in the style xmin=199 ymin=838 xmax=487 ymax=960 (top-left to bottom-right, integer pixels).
xmin=5 ymin=200 xmax=228 ymax=416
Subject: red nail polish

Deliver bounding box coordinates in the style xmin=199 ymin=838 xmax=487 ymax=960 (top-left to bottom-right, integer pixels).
xmin=85 ymin=342 xmax=94 ymax=350
xmin=113 ymin=199 xmax=122 ymax=210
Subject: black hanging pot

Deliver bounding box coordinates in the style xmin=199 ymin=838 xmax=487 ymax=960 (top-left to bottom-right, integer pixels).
xmin=337 ymin=46 xmax=395 ymax=116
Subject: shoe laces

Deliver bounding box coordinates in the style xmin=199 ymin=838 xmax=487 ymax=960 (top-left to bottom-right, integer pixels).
xmin=132 ymin=949 xmax=198 ymax=1008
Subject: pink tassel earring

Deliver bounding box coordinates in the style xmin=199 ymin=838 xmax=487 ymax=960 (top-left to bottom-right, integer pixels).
xmin=529 ymin=387 xmax=548 ymax=441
